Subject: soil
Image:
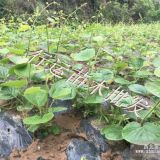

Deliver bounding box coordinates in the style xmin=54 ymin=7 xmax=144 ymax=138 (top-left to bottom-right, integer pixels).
xmin=8 ymin=112 xmax=124 ymax=160
xmin=10 ymin=134 xmax=72 ymax=160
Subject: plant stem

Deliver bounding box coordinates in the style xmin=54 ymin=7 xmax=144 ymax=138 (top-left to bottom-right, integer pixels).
xmin=45 ymin=24 xmax=50 ymax=53
xmin=141 ymin=100 xmax=160 ymax=125
xmin=56 ymin=3 xmax=87 ymax=53
xmin=26 ymin=1 xmax=56 ymax=57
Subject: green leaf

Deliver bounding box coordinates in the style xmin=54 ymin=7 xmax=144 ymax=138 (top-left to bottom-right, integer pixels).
xmin=17 ymin=102 xmax=33 ymax=111
xmin=28 ymin=124 xmax=40 ymax=132
xmin=134 ymin=70 xmax=152 ymax=78
xmin=0 ymin=87 xmax=19 ymax=100
xmin=9 ymin=56 xmax=28 ymax=64
xmin=0 ymin=80 xmax=28 ymax=88
xmin=41 ymin=112 xmax=54 ymax=123
xmin=153 ymin=57 xmax=160 ymax=67
xmin=119 ymin=96 xmax=135 ymax=107
xmin=49 ymin=80 xmax=76 ymax=100
xmin=0 ymin=66 xmax=8 ymax=79
xmin=0 ymin=48 xmax=9 ymax=55
xmin=90 ymin=69 xmax=114 ymax=82
xmin=128 ymin=84 xmax=148 ymax=95
xmin=126 ymin=110 xmax=152 ymax=120
xmin=71 ymin=48 xmax=95 ymax=61
xmin=114 ymin=77 xmax=131 ymax=85
xmin=137 ymin=110 xmax=153 ymax=120
xmin=52 ymin=88 xmax=72 ymax=99
xmin=114 ymin=61 xmax=128 ymax=71
xmin=122 ymin=122 xmax=160 ymax=145
xmin=23 ymin=112 xmax=54 ymax=125
xmin=24 ymin=87 xmax=48 ymax=107
xmin=9 ymin=48 xmax=25 ymax=55
xmin=48 ymin=107 xmax=67 ymax=113
xmin=129 ymin=58 xmax=144 ymax=69
xmin=32 ymin=70 xmax=52 ymax=81
xmin=154 ymin=67 xmax=160 ymax=77
xmin=72 ymin=64 xmax=84 ymax=70
xmin=49 ymin=124 xmax=61 ymax=135
xmin=14 ymin=64 xmax=35 ymax=78
xmin=84 ymin=94 xmax=105 ymax=104
xmin=145 ymin=81 xmax=160 ymax=98
xmin=102 ymin=125 xmax=123 ymax=141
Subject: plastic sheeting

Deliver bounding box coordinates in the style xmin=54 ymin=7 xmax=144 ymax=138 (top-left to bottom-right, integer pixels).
xmin=0 ymin=112 xmax=32 ymax=157
xmin=66 ymin=139 xmax=101 ymax=160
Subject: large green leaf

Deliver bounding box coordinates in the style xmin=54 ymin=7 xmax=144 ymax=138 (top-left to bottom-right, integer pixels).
xmin=114 ymin=77 xmax=131 ymax=85
xmin=102 ymin=125 xmax=123 ymax=141
xmin=23 ymin=112 xmax=54 ymax=125
xmin=134 ymin=70 xmax=152 ymax=78
xmin=0 ymin=87 xmax=19 ymax=100
xmin=0 ymin=80 xmax=28 ymax=88
xmin=49 ymin=80 xmax=76 ymax=100
xmin=14 ymin=64 xmax=35 ymax=78
xmin=122 ymin=122 xmax=160 ymax=145
xmin=51 ymin=88 xmax=72 ymax=99
xmin=90 ymin=69 xmax=114 ymax=82
xmin=24 ymin=87 xmax=48 ymax=107
xmin=129 ymin=58 xmax=144 ymax=69
xmin=9 ymin=56 xmax=28 ymax=64
xmin=71 ymin=48 xmax=95 ymax=61
xmin=84 ymin=94 xmax=106 ymax=104
xmin=128 ymin=84 xmax=148 ymax=95
xmin=145 ymin=81 xmax=160 ymax=98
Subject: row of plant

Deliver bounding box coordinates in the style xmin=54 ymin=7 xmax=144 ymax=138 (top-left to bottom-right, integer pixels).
xmin=0 ymin=21 xmax=160 ymax=144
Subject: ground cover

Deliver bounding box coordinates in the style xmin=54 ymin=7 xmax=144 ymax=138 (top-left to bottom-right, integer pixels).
xmin=0 ymin=21 xmax=160 ymax=159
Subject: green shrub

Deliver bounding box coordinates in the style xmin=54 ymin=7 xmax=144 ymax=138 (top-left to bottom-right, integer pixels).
xmin=131 ymin=0 xmax=160 ymax=22
xmin=6 ymin=0 xmax=36 ymax=14
xmin=100 ymin=1 xmax=132 ymax=23
xmin=0 ymin=0 xmax=7 ymax=18
xmin=0 ymin=0 xmax=160 ymax=23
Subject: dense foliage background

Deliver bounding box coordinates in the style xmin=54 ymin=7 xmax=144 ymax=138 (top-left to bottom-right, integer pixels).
xmin=0 ymin=0 xmax=160 ymax=23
